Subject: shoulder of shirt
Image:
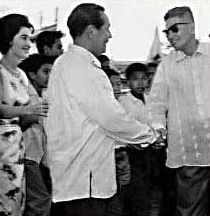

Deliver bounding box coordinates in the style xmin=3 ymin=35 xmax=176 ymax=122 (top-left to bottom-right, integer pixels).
xmin=119 ymin=92 xmax=132 ymax=100
xmin=161 ymin=41 xmax=210 ymax=65
xmin=161 ymin=49 xmax=177 ymax=63
xmin=18 ymin=67 xmax=29 ymax=85
xmin=0 ymin=63 xmax=4 ymax=74
xmin=28 ymin=81 xmax=39 ymax=97
xmin=197 ymin=42 xmax=210 ymax=56
xmin=119 ymin=92 xmax=139 ymax=103
xmin=65 ymin=44 xmax=102 ymax=69
xmin=18 ymin=67 xmax=28 ymax=78
xmin=0 ymin=63 xmax=7 ymax=75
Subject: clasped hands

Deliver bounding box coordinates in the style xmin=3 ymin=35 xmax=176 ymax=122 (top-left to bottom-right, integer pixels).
xmin=127 ymin=128 xmax=166 ymax=150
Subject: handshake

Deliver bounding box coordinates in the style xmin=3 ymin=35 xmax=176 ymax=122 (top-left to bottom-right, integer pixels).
xmin=127 ymin=128 xmax=166 ymax=150
xmin=152 ymin=128 xmax=166 ymax=149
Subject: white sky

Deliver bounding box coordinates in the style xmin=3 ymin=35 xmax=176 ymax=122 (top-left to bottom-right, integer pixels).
xmin=1 ymin=0 xmax=210 ymax=61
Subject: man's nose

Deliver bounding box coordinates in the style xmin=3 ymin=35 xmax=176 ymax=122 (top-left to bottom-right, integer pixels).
xmin=108 ymin=30 xmax=112 ymax=39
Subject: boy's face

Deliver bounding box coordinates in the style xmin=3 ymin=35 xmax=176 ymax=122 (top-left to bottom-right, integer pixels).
xmin=45 ymin=38 xmax=63 ymax=57
xmin=101 ymin=60 xmax=110 ymax=69
xmin=110 ymin=75 xmax=122 ymax=99
xmin=32 ymin=63 xmax=52 ymax=89
xmin=128 ymin=70 xmax=148 ymax=95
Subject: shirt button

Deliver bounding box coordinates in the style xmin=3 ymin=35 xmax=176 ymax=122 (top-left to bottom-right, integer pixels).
xmin=196 ymin=152 xmax=201 ymax=158
xmin=181 ymin=146 xmax=185 ymax=152
xmin=192 ymin=135 xmax=197 ymax=141
xmin=194 ymin=143 xmax=198 ymax=150
xmin=204 ymin=122 xmax=209 ymax=129
xmin=207 ymin=133 xmax=210 ymax=140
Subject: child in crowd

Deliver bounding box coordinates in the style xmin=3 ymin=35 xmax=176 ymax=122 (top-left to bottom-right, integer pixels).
xmin=104 ymin=68 xmax=131 ymax=215
xmin=98 ymin=54 xmax=111 ymax=70
xmin=35 ymin=30 xmax=64 ymax=58
xmin=19 ymin=54 xmax=56 ymax=216
xmin=104 ymin=68 xmax=122 ymax=100
xmin=119 ymin=63 xmax=166 ymax=216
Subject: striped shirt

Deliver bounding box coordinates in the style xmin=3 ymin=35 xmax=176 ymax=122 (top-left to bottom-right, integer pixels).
xmin=148 ymin=42 xmax=210 ymax=168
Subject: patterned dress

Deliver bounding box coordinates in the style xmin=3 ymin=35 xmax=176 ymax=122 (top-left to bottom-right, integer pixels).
xmin=0 ymin=63 xmax=29 ymax=216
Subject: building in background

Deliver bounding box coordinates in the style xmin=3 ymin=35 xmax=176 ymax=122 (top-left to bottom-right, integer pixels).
xmin=34 ymin=7 xmax=58 ymax=35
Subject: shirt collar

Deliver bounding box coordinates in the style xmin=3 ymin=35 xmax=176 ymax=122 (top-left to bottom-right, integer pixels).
xmin=68 ymin=44 xmax=102 ymax=68
xmin=175 ymin=41 xmax=210 ymax=62
xmin=126 ymin=92 xmax=145 ymax=102
xmin=196 ymin=42 xmax=210 ymax=56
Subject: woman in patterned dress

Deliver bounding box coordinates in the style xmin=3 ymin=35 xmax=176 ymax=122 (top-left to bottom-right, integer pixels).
xmin=0 ymin=14 xmax=49 ymax=216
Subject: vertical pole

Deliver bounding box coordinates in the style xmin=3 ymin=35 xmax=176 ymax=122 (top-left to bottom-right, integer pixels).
xmin=40 ymin=11 xmax=43 ymax=29
xmin=55 ymin=7 xmax=58 ymax=24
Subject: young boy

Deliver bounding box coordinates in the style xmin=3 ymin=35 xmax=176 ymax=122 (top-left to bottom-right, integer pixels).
xmin=36 ymin=30 xmax=64 ymax=58
xmin=98 ymin=54 xmax=111 ymax=70
xmin=104 ymin=68 xmax=122 ymax=100
xmin=119 ymin=63 xmax=166 ymax=216
xmin=104 ymin=68 xmax=131 ymax=215
xmin=19 ymin=54 xmax=55 ymax=216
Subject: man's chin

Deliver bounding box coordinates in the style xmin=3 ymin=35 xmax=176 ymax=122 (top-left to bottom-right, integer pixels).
xmin=137 ymin=89 xmax=145 ymax=94
xmin=171 ymin=42 xmax=180 ymax=50
xmin=114 ymin=93 xmax=121 ymax=99
xmin=102 ymin=45 xmax=106 ymax=53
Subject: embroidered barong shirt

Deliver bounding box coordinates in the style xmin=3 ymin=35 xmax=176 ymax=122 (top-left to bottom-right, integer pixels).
xmin=148 ymin=42 xmax=210 ymax=168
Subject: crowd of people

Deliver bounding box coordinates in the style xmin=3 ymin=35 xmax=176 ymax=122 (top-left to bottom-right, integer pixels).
xmin=0 ymin=3 xmax=209 ymax=216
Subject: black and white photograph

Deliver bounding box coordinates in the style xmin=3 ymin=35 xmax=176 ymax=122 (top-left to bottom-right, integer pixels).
xmin=0 ymin=0 xmax=210 ymax=215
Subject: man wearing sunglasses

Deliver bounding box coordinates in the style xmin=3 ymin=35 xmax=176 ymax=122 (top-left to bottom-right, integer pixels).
xmin=147 ymin=6 xmax=210 ymax=216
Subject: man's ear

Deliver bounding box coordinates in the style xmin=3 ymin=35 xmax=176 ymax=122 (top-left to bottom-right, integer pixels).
xmin=28 ymin=71 xmax=36 ymax=81
xmin=85 ymin=25 xmax=97 ymax=38
xmin=189 ymin=23 xmax=195 ymax=34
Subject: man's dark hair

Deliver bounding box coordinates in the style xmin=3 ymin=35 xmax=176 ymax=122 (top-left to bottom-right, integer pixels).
xmin=104 ymin=68 xmax=119 ymax=79
xmin=147 ymin=62 xmax=158 ymax=68
xmin=125 ymin=63 xmax=147 ymax=80
xmin=19 ymin=54 xmax=56 ymax=80
xmin=67 ymin=3 xmax=105 ymax=40
xmin=98 ymin=54 xmax=110 ymax=63
xmin=164 ymin=6 xmax=194 ymax=22
xmin=0 ymin=14 xmax=34 ymax=54
xmin=36 ymin=30 xmax=64 ymax=54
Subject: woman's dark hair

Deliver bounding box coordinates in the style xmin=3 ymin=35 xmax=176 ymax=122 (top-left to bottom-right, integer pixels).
xmin=0 ymin=13 xmax=34 ymax=54
xmin=67 ymin=3 xmax=105 ymax=40
xmin=125 ymin=63 xmax=147 ymax=80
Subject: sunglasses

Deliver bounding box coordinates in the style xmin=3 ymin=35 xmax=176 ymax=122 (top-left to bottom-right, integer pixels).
xmin=163 ymin=23 xmax=191 ymax=36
